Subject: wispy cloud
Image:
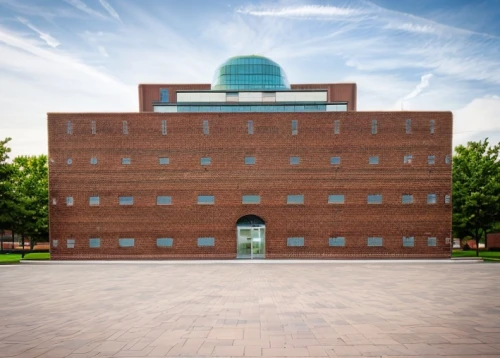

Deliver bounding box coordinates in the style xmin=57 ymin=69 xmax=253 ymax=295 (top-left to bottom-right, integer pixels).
xmin=237 ymin=5 xmax=360 ymax=18
xmin=64 ymin=0 xmax=106 ymax=19
xmin=403 ymin=73 xmax=433 ymax=101
xmin=98 ymin=0 xmax=121 ymax=22
xmin=17 ymin=17 xmax=60 ymax=47
xmin=98 ymin=45 xmax=109 ymax=57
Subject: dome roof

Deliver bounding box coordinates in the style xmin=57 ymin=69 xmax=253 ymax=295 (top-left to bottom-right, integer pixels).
xmin=211 ymin=55 xmax=290 ymax=91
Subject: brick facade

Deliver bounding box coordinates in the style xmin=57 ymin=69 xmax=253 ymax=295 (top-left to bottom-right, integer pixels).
xmin=47 ymin=111 xmax=452 ymax=260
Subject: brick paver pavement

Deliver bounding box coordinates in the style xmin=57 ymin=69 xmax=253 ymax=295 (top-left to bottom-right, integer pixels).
xmin=0 ymin=262 xmax=499 ymax=357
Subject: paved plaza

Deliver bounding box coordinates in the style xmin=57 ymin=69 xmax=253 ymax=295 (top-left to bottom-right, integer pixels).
xmin=0 ymin=262 xmax=499 ymax=358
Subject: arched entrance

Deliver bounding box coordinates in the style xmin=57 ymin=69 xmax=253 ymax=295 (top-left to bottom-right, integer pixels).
xmin=236 ymin=215 xmax=266 ymax=259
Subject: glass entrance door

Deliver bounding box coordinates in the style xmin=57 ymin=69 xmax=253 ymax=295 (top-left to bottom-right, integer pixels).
xmin=236 ymin=225 xmax=265 ymax=259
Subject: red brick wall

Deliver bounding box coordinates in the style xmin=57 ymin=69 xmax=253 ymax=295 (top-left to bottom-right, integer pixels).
xmin=47 ymin=111 xmax=452 ymax=260
xmin=487 ymin=233 xmax=500 ymax=249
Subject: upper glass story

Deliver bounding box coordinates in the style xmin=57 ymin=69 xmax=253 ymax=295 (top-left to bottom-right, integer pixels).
xmin=212 ymin=55 xmax=290 ymax=91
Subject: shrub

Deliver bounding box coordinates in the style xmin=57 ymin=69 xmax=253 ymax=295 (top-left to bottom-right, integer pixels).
xmin=463 ymin=243 xmax=471 ymax=251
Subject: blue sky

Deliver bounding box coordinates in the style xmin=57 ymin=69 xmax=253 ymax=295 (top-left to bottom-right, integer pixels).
xmin=1 ymin=0 xmax=499 ymax=157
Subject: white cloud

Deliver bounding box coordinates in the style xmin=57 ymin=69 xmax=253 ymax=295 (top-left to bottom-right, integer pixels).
xmin=98 ymin=0 xmax=121 ymax=22
xmin=403 ymin=73 xmax=433 ymax=101
xmin=97 ymin=45 xmax=109 ymax=57
xmin=17 ymin=17 xmax=60 ymax=47
xmin=64 ymin=0 xmax=106 ymax=19
xmin=238 ymin=5 xmax=360 ymax=18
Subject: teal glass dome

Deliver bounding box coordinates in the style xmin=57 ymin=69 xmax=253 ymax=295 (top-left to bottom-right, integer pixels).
xmin=211 ymin=55 xmax=290 ymax=91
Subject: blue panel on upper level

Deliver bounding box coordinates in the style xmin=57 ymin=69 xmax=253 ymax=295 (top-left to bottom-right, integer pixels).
xmin=212 ymin=55 xmax=290 ymax=91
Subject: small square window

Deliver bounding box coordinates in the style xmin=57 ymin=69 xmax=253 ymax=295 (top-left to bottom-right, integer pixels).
xmin=428 ymin=155 xmax=435 ymax=165
xmin=291 ymin=120 xmax=298 ymax=135
xmin=245 ymin=156 xmax=256 ymax=165
xmin=91 ymin=120 xmax=96 ymax=135
xmin=445 ymin=155 xmax=451 ymax=164
xmin=242 ymin=195 xmax=260 ymax=204
xmin=406 ymin=119 xmax=411 ymax=134
xmin=156 ymin=196 xmax=172 ymax=205
xmin=430 ymin=120 xmax=435 ymax=134
xmin=203 ymin=120 xmax=209 ymax=135
xmin=334 ymin=120 xmax=340 ymax=134
xmin=90 ymin=157 xmax=97 ymax=165
xmin=290 ymin=156 xmax=300 ymax=165
xmin=119 ymin=238 xmax=134 ymax=247
xmin=161 ymin=120 xmax=167 ymax=135
xmin=122 ymin=157 xmax=131 ymax=165
xmin=403 ymin=236 xmax=414 ymax=247
xmin=157 ymin=238 xmax=173 ymax=247
xmin=67 ymin=239 xmax=75 ymax=249
xmin=445 ymin=195 xmax=451 ymax=204
xmin=159 ymin=157 xmax=170 ymax=165
xmin=198 ymin=195 xmax=214 ymax=205
xmin=328 ymin=195 xmax=344 ymax=204
xmin=367 ymin=194 xmax=382 ymax=204
xmin=368 ymin=237 xmax=383 ymax=246
xmin=371 ymin=119 xmax=378 ymax=134
xmin=119 ymin=196 xmax=134 ymax=205
xmin=330 ymin=156 xmax=341 ymax=165
xmin=287 ymin=237 xmax=304 ymax=247
xmin=248 ymin=120 xmax=254 ymax=134
xmin=89 ymin=196 xmax=99 ymax=206
xmin=52 ymin=198 xmax=57 ymax=205
xmin=427 ymin=194 xmax=437 ymax=204
xmin=369 ymin=156 xmax=379 ymax=165
xmin=198 ymin=237 xmax=214 ymax=247
xmin=66 ymin=197 xmax=74 ymax=206
xmin=287 ymin=195 xmax=304 ymax=204
xmin=122 ymin=121 xmax=128 ymax=135
xmin=201 ymin=157 xmax=211 ymax=165
xmin=329 ymin=237 xmax=345 ymax=247
xmin=89 ymin=238 xmax=100 ymax=248
xmin=404 ymin=155 xmax=413 ymax=164
xmin=67 ymin=158 xmax=72 ymax=165
xmin=402 ymin=194 xmax=413 ymax=204
xmin=427 ymin=237 xmax=437 ymax=246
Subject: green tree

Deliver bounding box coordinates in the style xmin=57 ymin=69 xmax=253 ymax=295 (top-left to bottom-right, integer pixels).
xmin=0 ymin=138 xmax=16 ymax=252
xmin=452 ymin=138 xmax=500 ymax=256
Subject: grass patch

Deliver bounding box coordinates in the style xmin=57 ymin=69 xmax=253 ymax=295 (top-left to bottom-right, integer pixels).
xmin=452 ymin=250 xmax=500 ymax=262
xmin=0 ymin=252 xmax=50 ymax=264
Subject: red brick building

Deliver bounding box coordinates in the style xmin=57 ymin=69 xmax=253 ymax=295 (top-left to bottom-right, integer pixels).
xmin=48 ymin=55 xmax=452 ymax=260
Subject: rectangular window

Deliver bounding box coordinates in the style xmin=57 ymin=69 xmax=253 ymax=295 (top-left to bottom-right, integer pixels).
xmin=291 ymin=120 xmax=298 ymax=135
xmin=67 ymin=239 xmax=75 ymax=249
xmin=160 ymin=88 xmax=169 ymax=102
xmin=159 ymin=157 xmax=170 ymax=165
xmin=91 ymin=120 xmax=96 ymax=135
xmin=406 ymin=119 xmax=411 ymax=134
xmin=122 ymin=157 xmax=131 ymax=165
xmin=445 ymin=155 xmax=451 ymax=164
xmin=329 ymin=237 xmax=345 ymax=247
xmin=368 ymin=237 xmax=383 ymax=246
xmin=404 ymin=155 xmax=413 ymax=164
xmin=428 ymin=155 xmax=435 ymax=165
xmin=89 ymin=238 xmax=100 ymax=248
xmin=161 ymin=120 xmax=167 ymax=135
xmin=119 ymin=238 xmax=134 ymax=247
xmin=445 ymin=195 xmax=450 ymax=204
xmin=200 ymin=157 xmax=211 ymax=165
xmin=248 ymin=120 xmax=254 ymax=134
xmin=403 ymin=236 xmax=415 ymax=247
xmin=245 ymin=156 xmax=256 ymax=165
xmin=203 ymin=120 xmax=209 ymax=135
xmin=198 ymin=195 xmax=214 ymax=205
xmin=369 ymin=156 xmax=379 ymax=165
xmin=330 ymin=156 xmax=341 ymax=165
xmin=157 ymin=238 xmax=173 ymax=247
xmin=90 ymin=157 xmax=97 ymax=165
xmin=402 ymin=194 xmax=413 ymax=204
xmin=66 ymin=197 xmax=74 ymax=206
xmin=287 ymin=237 xmax=304 ymax=247
xmin=52 ymin=239 xmax=58 ymax=248
xmin=427 ymin=194 xmax=437 ymax=204
xmin=328 ymin=195 xmax=344 ymax=204
xmin=156 ymin=196 xmax=172 ymax=205
xmin=371 ymin=119 xmax=378 ymax=134
xmin=290 ymin=156 xmax=300 ymax=165
xmin=427 ymin=237 xmax=437 ymax=246
xmin=287 ymin=195 xmax=304 ymax=204
xmin=122 ymin=121 xmax=128 ymax=135
xmin=198 ymin=237 xmax=215 ymax=247
xmin=89 ymin=196 xmax=99 ymax=206
xmin=242 ymin=195 xmax=260 ymax=204
xmin=67 ymin=158 xmax=72 ymax=166
xmin=119 ymin=196 xmax=134 ymax=205
xmin=67 ymin=121 xmax=72 ymax=135
xmin=367 ymin=194 xmax=382 ymax=204
xmin=430 ymin=120 xmax=435 ymax=134
xmin=334 ymin=120 xmax=340 ymax=134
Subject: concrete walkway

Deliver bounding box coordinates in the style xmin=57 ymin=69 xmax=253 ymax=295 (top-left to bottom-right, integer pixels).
xmin=0 ymin=263 xmax=498 ymax=357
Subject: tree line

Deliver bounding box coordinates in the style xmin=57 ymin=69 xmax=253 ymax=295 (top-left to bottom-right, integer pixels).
xmin=0 ymin=138 xmax=48 ymax=252
xmin=0 ymin=136 xmax=499 ymax=256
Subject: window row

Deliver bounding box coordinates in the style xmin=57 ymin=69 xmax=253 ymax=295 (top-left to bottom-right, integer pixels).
xmin=54 ymin=236 xmax=439 ymax=248
xmin=65 ymin=154 xmax=452 ymax=166
xmin=66 ymin=119 xmax=439 ymax=136
xmin=62 ymin=194 xmax=451 ymax=206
